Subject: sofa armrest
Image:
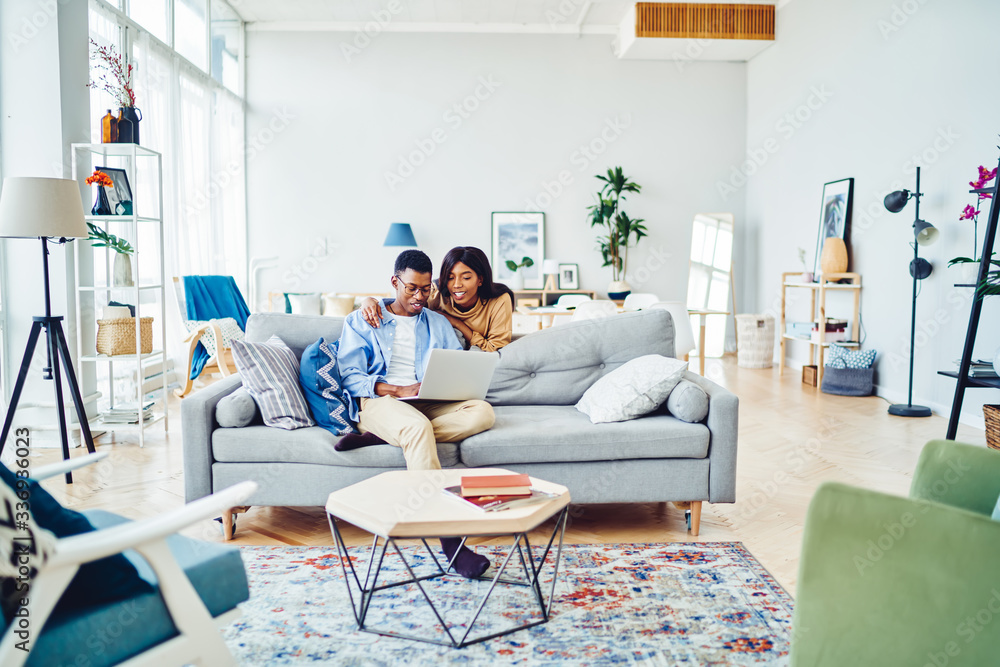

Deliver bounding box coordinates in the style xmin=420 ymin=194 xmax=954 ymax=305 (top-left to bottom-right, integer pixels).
xmin=182 ymin=374 xmax=244 ymax=502
xmin=909 ymin=439 xmax=1000 ymax=516
xmin=792 ymin=482 xmax=1000 ymax=666
xmin=680 ymin=370 xmax=738 ymax=503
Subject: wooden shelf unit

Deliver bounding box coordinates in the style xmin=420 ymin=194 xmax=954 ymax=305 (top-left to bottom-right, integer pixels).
xmin=779 ymin=272 xmax=862 ymax=387
xmin=511 ymin=289 xmax=597 ymax=308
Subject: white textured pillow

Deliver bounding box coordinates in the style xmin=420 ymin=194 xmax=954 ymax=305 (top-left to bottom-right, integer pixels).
xmin=576 ymin=354 xmax=688 ymax=424
xmin=288 ymin=293 xmax=322 ymax=315
xmin=322 ymin=295 xmax=355 ymax=317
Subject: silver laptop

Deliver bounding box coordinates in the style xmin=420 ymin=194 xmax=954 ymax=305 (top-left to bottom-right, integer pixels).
xmin=399 ymin=348 xmax=500 ymax=402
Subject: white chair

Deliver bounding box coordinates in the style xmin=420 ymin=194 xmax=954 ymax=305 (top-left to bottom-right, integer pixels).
xmin=623 ymin=293 xmax=659 ymax=311
xmin=0 ymin=453 xmax=256 ymax=667
xmin=650 ymin=301 xmax=696 ymax=359
xmin=571 ymin=300 xmax=619 ymax=322
xmin=555 ymin=294 xmax=591 ymax=309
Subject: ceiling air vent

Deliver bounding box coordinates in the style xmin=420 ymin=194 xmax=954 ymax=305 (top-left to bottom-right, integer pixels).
xmin=618 ymin=2 xmax=775 ymax=62
xmin=636 ymin=2 xmax=774 ymax=40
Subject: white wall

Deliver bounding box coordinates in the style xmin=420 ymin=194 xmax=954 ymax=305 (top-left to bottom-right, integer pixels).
xmin=744 ymin=0 xmax=1000 ymax=427
xmin=245 ymin=32 xmax=747 ymax=315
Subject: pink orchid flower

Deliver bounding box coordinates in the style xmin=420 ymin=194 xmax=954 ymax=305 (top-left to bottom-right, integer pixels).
xmin=960 ymin=204 xmax=979 ymax=220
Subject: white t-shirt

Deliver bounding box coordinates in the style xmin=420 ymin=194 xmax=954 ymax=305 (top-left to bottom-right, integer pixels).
xmin=383 ymin=314 xmax=418 ymax=386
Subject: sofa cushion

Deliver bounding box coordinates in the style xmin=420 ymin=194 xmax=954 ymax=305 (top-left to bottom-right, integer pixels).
xmin=576 ymin=354 xmax=687 ymax=423
xmin=487 ymin=310 xmax=675 ymax=406
xmin=458 ymin=405 xmax=709 ymax=467
xmin=216 ymin=386 xmax=258 ymax=428
xmin=666 ymin=379 xmax=710 ymax=423
xmin=26 ymin=510 xmax=248 ymax=667
xmin=299 ymin=337 xmax=355 ymax=436
xmin=232 ymin=335 xmax=314 ymax=430
xmin=212 ymin=425 xmax=460 ymax=468
xmin=245 ymin=312 xmax=346 ymax=361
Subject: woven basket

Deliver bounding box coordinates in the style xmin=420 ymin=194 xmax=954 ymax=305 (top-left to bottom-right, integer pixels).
xmin=985 ymin=405 xmax=1000 ymax=450
xmin=735 ymin=314 xmax=775 ymax=369
xmin=96 ymin=317 xmax=153 ymax=356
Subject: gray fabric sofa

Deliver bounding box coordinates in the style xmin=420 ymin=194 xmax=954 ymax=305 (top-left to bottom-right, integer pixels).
xmin=182 ymin=309 xmax=739 ymax=536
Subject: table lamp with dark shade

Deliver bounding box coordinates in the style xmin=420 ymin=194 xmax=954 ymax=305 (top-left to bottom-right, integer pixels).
xmin=383 ymin=222 xmax=417 ymax=247
xmin=0 ymin=177 xmax=97 ymax=480
xmin=882 ymin=166 xmax=938 ymax=418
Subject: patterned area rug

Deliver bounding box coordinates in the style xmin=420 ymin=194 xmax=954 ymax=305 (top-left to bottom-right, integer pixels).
xmin=225 ymin=542 xmax=792 ymax=665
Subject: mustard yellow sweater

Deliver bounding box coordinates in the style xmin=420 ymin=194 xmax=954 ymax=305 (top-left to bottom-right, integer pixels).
xmin=429 ymin=285 xmax=512 ymax=352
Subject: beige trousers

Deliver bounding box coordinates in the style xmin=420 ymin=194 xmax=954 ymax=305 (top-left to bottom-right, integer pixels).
xmin=357 ymin=397 xmax=496 ymax=470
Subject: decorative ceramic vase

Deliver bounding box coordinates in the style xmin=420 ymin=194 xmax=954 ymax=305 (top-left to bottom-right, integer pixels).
xmin=113 ymin=253 xmax=134 ymax=287
xmin=608 ymin=280 xmax=632 ymax=300
xmin=820 ymin=238 xmax=849 ymax=275
xmin=91 ymin=187 xmax=111 ymax=216
xmin=116 ymin=107 xmax=141 ymax=144
xmin=509 ymin=271 xmax=524 ymax=291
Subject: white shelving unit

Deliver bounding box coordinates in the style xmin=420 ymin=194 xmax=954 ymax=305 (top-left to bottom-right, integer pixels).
xmin=71 ymin=143 xmax=168 ymax=447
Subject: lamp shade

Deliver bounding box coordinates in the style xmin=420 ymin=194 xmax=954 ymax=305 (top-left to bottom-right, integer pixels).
xmin=914 ymin=219 xmax=939 ymax=246
xmin=0 ymin=177 xmax=88 ymax=239
xmin=383 ymin=222 xmax=417 ymax=247
xmin=542 ymin=259 xmax=560 ymax=275
xmin=883 ymin=189 xmax=911 ymax=213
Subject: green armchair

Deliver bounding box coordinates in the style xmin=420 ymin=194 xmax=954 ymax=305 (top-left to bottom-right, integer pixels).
xmin=792 ymin=440 xmax=1000 ymax=665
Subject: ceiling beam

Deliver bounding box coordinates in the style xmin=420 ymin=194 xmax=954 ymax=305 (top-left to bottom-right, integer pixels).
xmin=245 ymin=21 xmax=618 ymax=35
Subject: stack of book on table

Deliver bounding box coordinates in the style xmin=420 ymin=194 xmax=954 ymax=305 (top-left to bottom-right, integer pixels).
xmin=811 ymin=318 xmax=848 ymax=344
xmin=443 ymin=473 xmax=557 ymax=512
xmin=962 ymin=359 xmax=998 ymax=379
xmin=101 ymin=400 xmax=155 ymax=424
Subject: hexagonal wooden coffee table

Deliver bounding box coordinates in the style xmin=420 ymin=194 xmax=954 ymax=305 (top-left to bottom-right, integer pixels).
xmin=325 ymin=468 xmax=571 ymax=647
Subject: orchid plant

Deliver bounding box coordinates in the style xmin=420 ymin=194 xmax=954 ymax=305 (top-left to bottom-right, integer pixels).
xmin=949 ymin=164 xmax=996 ymax=267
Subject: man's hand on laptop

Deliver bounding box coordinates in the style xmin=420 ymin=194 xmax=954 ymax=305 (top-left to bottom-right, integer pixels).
xmin=375 ymin=382 xmax=421 ymax=399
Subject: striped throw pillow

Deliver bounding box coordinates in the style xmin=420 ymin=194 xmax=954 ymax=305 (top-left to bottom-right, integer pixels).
xmin=232 ymin=335 xmax=314 ymax=430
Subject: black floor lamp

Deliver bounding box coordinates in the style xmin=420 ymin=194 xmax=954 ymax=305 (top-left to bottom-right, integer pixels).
xmin=883 ymin=166 xmax=939 ymax=418
xmin=0 ymin=177 xmax=97 ymax=482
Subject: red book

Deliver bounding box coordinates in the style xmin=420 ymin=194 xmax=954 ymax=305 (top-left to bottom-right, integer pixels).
xmin=460 ymin=473 xmax=531 ymax=497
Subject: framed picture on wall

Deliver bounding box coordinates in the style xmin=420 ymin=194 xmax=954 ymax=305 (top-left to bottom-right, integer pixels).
xmin=557 ymin=263 xmax=579 ymax=290
xmin=812 ymin=177 xmax=854 ymax=277
xmin=492 ymin=212 xmax=545 ymax=289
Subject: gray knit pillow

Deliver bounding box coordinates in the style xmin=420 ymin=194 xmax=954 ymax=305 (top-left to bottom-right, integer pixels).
xmin=231 ymin=335 xmax=314 ymax=430
xmin=216 ymin=386 xmax=259 ymax=428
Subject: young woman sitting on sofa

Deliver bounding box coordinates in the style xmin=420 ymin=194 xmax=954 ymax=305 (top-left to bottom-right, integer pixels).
xmin=359 ymin=246 xmax=514 ymax=352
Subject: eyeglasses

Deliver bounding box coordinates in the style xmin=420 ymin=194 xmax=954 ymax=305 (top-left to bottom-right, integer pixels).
xmin=394 ymin=278 xmax=432 ymax=296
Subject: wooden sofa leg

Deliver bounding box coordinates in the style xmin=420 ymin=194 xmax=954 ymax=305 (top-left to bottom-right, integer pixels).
xmin=689 ymin=501 xmax=702 ymax=536
xmin=220 ymin=511 xmax=235 ymax=541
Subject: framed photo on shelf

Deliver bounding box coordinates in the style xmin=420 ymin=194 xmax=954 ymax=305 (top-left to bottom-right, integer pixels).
xmin=557 ymin=263 xmax=579 ymax=290
xmin=99 ymin=166 xmax=133 ymax=215
xmin=812 ymin=177 xmax=854 ymax=276
xmin=492 ymin=212 xmax=544 ymax=289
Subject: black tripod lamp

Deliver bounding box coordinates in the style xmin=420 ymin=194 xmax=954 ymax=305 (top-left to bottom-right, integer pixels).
xmin=883 ymin=166 xmax=938 ymax=418
xmin=0 ymin=177 xmax=97 ymax=481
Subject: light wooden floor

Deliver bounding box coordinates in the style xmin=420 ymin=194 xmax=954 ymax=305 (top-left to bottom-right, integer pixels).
xmin=25 ymin=357 xmax=985 ymax=594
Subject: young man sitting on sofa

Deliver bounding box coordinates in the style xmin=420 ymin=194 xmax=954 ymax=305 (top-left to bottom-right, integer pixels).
xmin=336 ymin=249 xmax=496 ymax=577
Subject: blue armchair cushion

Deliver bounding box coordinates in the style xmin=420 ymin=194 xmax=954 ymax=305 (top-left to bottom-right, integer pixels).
xmin=0 ymin=465 xmax=152 ymax=619
xmin=299 ymin=337 xmax=356 ymax=436
xmin=25 ymin=510 xmax=249 ymax=667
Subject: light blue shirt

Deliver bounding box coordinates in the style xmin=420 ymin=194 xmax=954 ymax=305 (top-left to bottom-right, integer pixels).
xmin=337 ymin=300 xmax=462 ymax=421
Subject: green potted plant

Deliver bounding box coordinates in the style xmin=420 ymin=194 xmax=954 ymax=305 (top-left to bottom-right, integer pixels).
xmin=587 ymin=167 xmax=647 ymax=299
xmin=504 ymin=256 xmax=534 ymax=291
xmin=87 ymin=222 xmax=135 ymax=287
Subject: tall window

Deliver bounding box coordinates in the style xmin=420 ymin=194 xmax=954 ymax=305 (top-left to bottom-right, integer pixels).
xmin=90 ymin=0 xmax=246 ymax=285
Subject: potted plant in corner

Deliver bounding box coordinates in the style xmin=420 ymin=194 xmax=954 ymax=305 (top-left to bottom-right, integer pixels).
xmin=949 ymin=164 xmax=997 ymax=283
xmin=587 ymin=167 xmax=647 ymax=299
xmin=504 ymin=256 xmax=534 ymax=291
xmin=87 ymin=222 xmax=135 ymax=287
